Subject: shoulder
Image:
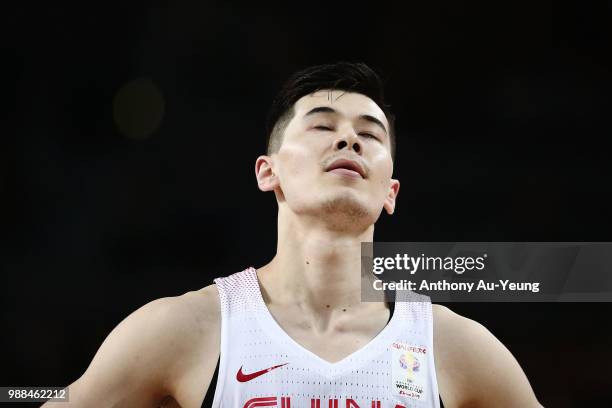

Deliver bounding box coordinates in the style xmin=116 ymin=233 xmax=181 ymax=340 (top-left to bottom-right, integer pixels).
xmin=154 ymin=284 xmax=222 ymax=379
xmin=101 ymin=283 xmax=221 ymax=376
xmin=431 ymin=304 xmax=542 ymax=408
xmin=63 ymin=285 xmax=222 ymax=407
xmin=431 ymin=304 xmax=492 ymax=371
xmin=181 ymin=283 xmax=222 ymax=329
xmin=129 ymin=283 xmax=221 ymax=352
xmin=431 ymin=304 xmax=483 ymax=341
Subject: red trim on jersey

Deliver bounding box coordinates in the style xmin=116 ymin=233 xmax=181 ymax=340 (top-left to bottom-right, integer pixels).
xmin=242 ymin=396 xmax=277 ymax=408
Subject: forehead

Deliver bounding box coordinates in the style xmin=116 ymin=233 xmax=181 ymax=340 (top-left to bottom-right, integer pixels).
xmin=293 ymin=90 xmax=389 ymax=129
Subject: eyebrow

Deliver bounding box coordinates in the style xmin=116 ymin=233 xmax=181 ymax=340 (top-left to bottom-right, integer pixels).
xmin=303 ymin=106 xmax=388 ymax=135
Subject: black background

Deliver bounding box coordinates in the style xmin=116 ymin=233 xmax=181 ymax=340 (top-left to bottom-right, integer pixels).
xmin=5 ymin=1 xmax=612 ymax=406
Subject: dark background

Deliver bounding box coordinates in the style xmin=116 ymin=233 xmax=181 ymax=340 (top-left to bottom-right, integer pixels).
xmin=5 ymin=1 xmax=612 ymax=407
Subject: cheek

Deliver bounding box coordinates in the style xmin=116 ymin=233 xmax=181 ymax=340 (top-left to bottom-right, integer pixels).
xmin=372 ymin=178 xmax=391 ymax=200
xmin=370 ymin=160 xmax=394 ymax=196
xmin=277 ymin=143 xmax=317 ymax=183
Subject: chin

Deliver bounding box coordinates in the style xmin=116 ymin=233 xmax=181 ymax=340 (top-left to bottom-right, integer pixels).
xmin=319 ymin=194 xmax=376 ymax=228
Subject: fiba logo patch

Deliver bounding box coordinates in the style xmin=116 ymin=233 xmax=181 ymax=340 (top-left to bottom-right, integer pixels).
xmin=399 ymin=352 xmax=421 ymax=382
xmin=391 ymin=342 xmax=428 ymax=402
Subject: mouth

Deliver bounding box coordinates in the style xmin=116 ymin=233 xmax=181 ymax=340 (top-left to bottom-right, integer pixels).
xmin=325 ymin=158 xmax=366 ymax=179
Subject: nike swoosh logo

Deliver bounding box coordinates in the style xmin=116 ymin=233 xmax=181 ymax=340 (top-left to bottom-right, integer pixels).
xmin=236 ymin=363 xmax=289 ymax=382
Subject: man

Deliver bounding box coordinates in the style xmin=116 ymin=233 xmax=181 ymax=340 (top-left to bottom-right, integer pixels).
xmin=43 ymin=62 xmax=543 ymax=407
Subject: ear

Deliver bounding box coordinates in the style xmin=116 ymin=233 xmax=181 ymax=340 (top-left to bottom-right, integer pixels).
xmin=383 ymin=178 xmax=400 ymax=215
xmin=255 ymin=155 xmax=279 ymax=192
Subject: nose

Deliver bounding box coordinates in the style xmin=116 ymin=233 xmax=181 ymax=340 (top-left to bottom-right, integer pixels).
xmin=333 ymin=132 xmax=362 ymax=154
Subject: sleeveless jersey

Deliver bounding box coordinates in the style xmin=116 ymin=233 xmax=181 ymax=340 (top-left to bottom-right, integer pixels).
xmin=209 ymin=267 xmax=441 ymax=408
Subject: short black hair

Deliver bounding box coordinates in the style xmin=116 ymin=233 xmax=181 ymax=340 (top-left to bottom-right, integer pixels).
xmin=265 ymin=62 xmax=396 ymax=160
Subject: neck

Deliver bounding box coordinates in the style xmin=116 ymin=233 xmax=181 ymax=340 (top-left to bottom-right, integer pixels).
xmin=257 ymin=206 xmax=385 ymax=312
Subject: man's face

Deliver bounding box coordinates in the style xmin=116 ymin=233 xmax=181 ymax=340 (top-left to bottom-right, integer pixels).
xmin=258 ymin=89 xmax=399 ymax=228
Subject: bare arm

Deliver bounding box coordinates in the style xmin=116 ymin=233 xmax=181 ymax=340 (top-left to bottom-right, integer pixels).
xmin=433 ymin=305 xmax=543 ymax=408
xmin=41 ymin=285 xmax=220 ymax=408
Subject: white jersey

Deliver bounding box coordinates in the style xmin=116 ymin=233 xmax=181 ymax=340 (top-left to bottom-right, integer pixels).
xmin=211 ymin=267 xmax=441 ymax=408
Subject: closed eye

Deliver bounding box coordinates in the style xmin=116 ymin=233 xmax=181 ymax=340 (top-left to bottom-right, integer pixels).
xmin=359 ymin=133 xmax=379 ymax=141
xmin=313 ymin=126 xmax=379 ymax=141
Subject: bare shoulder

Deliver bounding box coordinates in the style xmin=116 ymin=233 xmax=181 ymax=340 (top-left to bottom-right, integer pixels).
xmin=431 ymin=304 xmax=543 ymax=408
xmin=123 ymin=283 xmax=221 ymax=360
xmin=43 ymin=284 xmax=221 ymax=408
xmin=182 ymin=283 xmax=222 ymax=329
